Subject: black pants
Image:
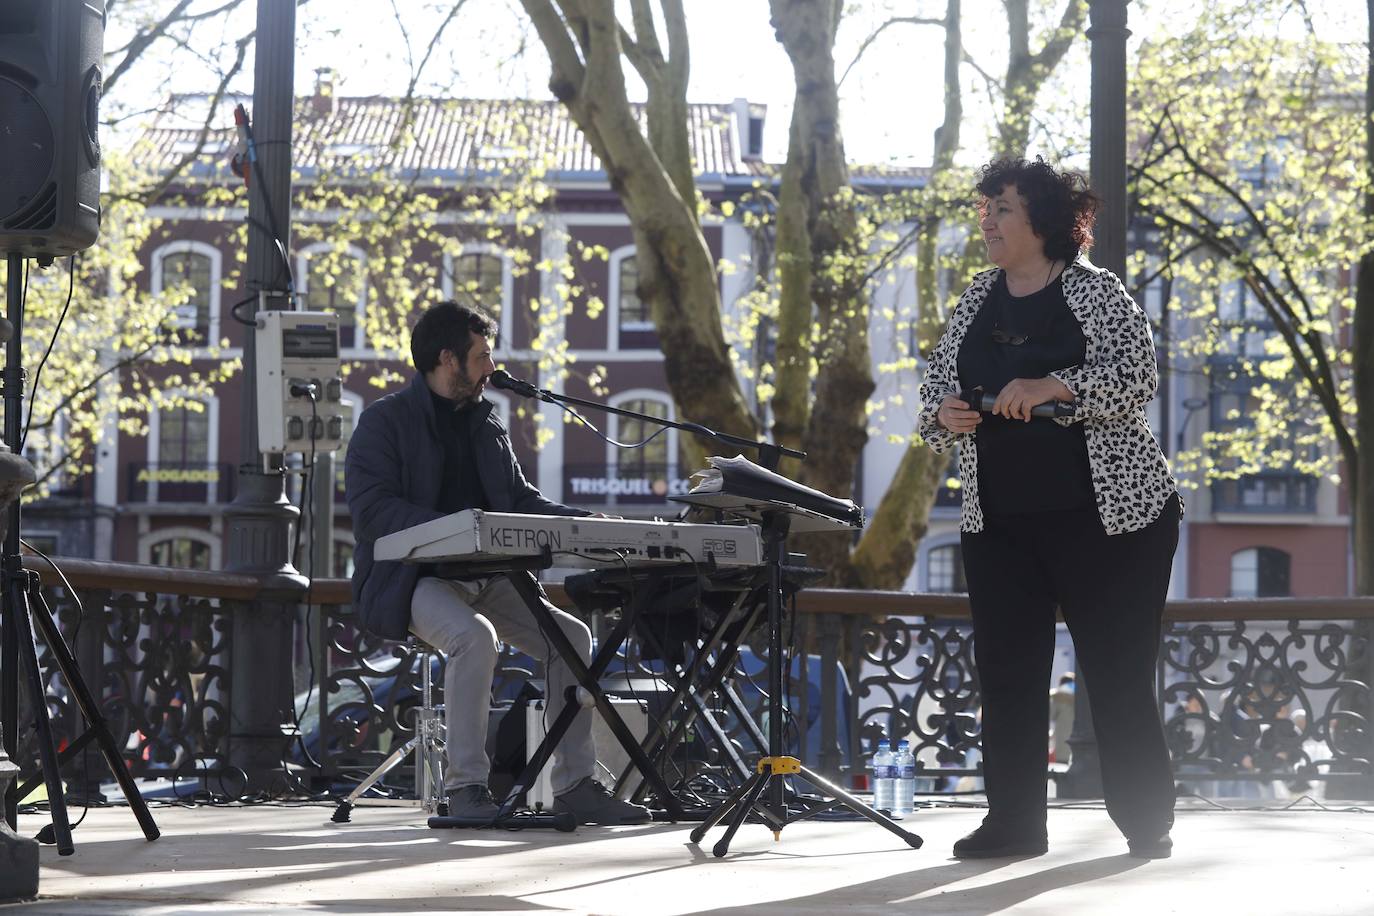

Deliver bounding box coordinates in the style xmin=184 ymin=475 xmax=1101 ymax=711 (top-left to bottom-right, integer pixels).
xmin=960 ymin=493 xmax=1180 ymax=839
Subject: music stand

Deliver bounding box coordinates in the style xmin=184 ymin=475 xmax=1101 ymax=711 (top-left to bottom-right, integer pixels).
xmin=675 ymin=459 xmax=923 ymax=857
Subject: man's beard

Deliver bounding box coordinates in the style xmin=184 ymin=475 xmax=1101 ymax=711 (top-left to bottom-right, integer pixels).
xmin=448 ymin=370 xmax=483 ymax=404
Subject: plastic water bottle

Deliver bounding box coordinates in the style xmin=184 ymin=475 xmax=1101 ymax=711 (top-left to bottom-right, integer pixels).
xmin=872 ymin=738 xmax=895 ymax=814
xmin=894 ymin=739 xmax=916 ymax=817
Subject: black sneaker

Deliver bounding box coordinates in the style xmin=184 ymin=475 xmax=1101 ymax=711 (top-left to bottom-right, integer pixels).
xmin=952 ymin=821 xmax=1048 ymax=859
xmin=1127 ymin=833 xmax=1173 ymax=859
xmin=554 ymin=777 xmax=652 ymax=825
xmin=445 ymin=784 xmax=502 ymax=820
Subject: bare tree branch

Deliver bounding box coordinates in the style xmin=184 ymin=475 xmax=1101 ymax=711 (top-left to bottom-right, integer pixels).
xmin=521 ymin=0 xmax=587 ymax=101
xmin=105 ymin=0 xmax=198 ymax=93
xmin=838 ymin=15 xmax=945 ymax=88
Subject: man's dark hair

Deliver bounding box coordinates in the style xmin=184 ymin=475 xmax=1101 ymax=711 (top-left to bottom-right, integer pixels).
xmin=410 ymin=301 xmax=496 ymax=374
xmin=976 ymin=157 xmax=1099 ymax=264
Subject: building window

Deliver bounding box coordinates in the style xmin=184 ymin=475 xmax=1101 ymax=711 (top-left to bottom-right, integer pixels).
xmin=618 ymin=256 xmax=649 ymax=328
xmin=302 ymin=246 xmax=365 ymax=348
xmin=927 ymin=544 xmax=967 ymax=593
xmin=333 ymin=538 xmax=355 ymax=578
xmin=1230 ymin=547 xmax=1291 ymax=598
xmin=610 ymin=247 xmax=656 ymax=349
xmin=334 ymin=394 xmax=361 ymax=502
xmin=149 ymin=537 xmax=213 ymax=570
xmin=159 ymin=401 xmax=210 ymax=468
xmin=614 ymin=398 xmax=670 ymax=476
xmin=160 ymin=251 xmax=212 ymax=337
xmin=152 ymin=241 xmax=221 ymax=342
xmin=448 ymin=251 xmax=505 ymax=325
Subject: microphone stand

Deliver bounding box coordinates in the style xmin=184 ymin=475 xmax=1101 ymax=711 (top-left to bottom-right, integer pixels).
xmin=495 ymin=372 xmax=923 ymax=856
xmin=489 ymin=372 xmax=802 ymax=471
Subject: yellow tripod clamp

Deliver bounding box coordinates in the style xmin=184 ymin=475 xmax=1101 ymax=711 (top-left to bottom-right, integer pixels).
xmin=756 ymin=756 xmax=801 ymax=775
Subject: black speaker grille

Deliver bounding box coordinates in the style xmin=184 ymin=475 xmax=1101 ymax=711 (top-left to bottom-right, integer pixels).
xmin=4 ymin=183 xmax=58 ymax=231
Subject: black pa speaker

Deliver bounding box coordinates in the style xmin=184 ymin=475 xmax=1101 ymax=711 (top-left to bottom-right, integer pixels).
xmin=0 ymin=0 xmax=105 ymax=262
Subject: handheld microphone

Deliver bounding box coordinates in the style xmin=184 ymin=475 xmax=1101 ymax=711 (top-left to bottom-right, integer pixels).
xmin=959 ymin=387 xmax=1076 ymax=419
xmin=488 ymin=369 xmax=542 ymax=399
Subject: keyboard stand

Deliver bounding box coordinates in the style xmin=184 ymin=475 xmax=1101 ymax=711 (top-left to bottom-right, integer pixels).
xmin=434 ymin=551 xmax=690 ymax=822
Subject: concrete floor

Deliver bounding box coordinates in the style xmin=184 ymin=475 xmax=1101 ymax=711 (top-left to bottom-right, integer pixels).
xmin=4 ymin=797 xmax=1372 ymax=915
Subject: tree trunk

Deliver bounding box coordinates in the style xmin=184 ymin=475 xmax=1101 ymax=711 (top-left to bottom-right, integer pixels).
xmin=999 ymin=0 xmax=1087 ymax=160
xmin=522 ymin=0 xmax=758 ymax=463
xmin=768 ymin=0 xmax=878 ymax=581
xmin=849 ymin=0 xmax=963 ymax=588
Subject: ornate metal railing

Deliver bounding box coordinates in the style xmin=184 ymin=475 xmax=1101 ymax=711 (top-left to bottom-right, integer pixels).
xmin=11 ymin=556 xmax=1373 ymax=799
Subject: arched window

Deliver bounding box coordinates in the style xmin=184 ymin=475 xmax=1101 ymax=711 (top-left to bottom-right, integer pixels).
xmin=927 ymin=543 xmax=967 ymax=593
xmin=141 ymin=528 xmax=220 ymax=570
xmin=443 ymin=246 xmax=512 ymax=347
xmin=1230 ymin=547 xmax=1291 ymax=598
xmin=149 ymin=537 xmax=213 ymax=570
xmin=612 ymin=397 xmax=671 ymax=476
xmin=448 ymin=252 xmax=504 ymax=316
xmin=299 ymin=243 xmax=366 ymax=349
xmin=609 ymin=246 xmax=655 ymax=349
xmin=148 ymin=395 xmax=221 ymax=503
xmin=606 ymin=392 xmax=679 ymax=506
xmin=152 ymin=240 xmax=221 ymax=341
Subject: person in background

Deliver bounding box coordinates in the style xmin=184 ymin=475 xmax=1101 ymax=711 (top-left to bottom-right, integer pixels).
xmin=1049 ymin=672 xmax=1075 ymax=765
xmin=918 ymin=157 xmax=1182 ymax=860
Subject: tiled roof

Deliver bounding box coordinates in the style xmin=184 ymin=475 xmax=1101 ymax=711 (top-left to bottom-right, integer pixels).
xmin=142 ymin=95 xmax=926 ymax=187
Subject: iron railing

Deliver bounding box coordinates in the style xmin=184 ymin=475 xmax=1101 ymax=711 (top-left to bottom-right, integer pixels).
xmin=12 ymin=556 xmax=1373 ymax=799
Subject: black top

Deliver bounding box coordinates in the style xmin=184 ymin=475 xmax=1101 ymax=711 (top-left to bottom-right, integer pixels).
xmin=429 ymin=388 xmax=490 ymax=515
xmin=956 ymin=272 xmax=1095 ymax=516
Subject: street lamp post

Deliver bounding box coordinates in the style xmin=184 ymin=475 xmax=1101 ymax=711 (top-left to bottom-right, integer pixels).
xmin=224 ymin=0 xmax=307 ymax=795
xmin=1060 ymin=0 xmax=1131 ymax=801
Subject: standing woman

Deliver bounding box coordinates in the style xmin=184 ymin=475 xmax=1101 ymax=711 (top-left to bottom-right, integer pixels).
xmin=918 ymin=157 xmax=1181 ymax=860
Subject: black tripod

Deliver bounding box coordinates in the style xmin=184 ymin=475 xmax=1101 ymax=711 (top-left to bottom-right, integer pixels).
xmin=0 ymin=252 xmax=159 ymax=854
xmin=687 ymin=507 xmax=923 ymax=857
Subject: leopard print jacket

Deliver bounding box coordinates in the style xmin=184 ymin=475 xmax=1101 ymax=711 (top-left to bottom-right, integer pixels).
xmin=917 ymin=255 xmax=1180 ymax=535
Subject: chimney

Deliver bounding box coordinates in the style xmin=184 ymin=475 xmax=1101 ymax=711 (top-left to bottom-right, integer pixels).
xmin=312 ymin=67 xmax=335 ymax=117
xmin=732 ymin=97 xmax=764 ymax=161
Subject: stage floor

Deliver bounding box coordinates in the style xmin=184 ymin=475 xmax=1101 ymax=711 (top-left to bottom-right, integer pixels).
xmin=6 ymin=794 xmax=1371 ymax=914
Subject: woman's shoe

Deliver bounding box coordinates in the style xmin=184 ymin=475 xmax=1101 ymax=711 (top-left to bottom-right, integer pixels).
xmin=952 ymin=822 xmax=1049 ymax=859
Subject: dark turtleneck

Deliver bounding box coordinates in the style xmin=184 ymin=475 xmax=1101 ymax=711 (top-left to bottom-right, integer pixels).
xmin=429 ymin=387 xmax=490 ymax=514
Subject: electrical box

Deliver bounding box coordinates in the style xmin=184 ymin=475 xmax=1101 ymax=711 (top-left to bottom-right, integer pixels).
xmin=255 ymin=310 xmax=344 ymax=454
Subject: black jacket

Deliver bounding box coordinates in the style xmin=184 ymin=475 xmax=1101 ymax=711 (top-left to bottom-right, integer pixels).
xmin=345 ymin=372 xmax=589 ymax=639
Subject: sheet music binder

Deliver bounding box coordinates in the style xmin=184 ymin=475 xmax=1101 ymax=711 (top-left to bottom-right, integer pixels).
xmin=673 ymin=455 xmax=864 ymax=533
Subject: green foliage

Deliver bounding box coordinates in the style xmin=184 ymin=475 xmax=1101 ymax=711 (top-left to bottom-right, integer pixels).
xmin=1129 ymin=5 xmax=1367 ymax=488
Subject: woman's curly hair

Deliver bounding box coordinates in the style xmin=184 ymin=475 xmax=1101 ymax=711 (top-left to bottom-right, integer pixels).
xmin=976 ymin=157 xmax=1099 ymax=264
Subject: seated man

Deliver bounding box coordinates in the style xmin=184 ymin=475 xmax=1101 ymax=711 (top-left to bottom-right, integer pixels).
xmin=345 ymin=300 xmax=649 ymax=825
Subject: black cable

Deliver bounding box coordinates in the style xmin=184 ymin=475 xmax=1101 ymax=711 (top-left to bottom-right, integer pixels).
xmin=21 ymin=255 xmax=76 ymax=452
xmin=237 ymin=105 xmax=296 ymax=296
xmin=546 ymin=400 xmax=673 ymax=451
xmin=228 ymin=292 xmax=258 ymax=327
xmin=286 ymin=393 xmax=324 ymax=778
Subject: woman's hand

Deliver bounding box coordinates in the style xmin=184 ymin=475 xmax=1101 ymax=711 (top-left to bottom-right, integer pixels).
xmin=992 ymin=377 xmax=1075 ymax=422
xmin=937 ymin=395 xmax=982 ymax=434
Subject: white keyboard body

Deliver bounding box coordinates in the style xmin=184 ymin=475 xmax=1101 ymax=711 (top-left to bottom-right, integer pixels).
xmin=374 ymin=509 xmax=764 ymax=569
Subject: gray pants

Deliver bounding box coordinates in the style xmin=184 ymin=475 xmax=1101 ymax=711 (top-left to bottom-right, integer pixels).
xmin=408 ymin=575 xmax=596 ymax=795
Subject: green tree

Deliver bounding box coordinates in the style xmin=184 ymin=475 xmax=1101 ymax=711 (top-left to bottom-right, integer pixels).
xmin=1128 ymin=5 xmax=1367 ymax=582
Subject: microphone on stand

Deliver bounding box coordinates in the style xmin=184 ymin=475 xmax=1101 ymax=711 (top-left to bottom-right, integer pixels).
xmin=959 ymin=387 xmax=1076 ymax=420
xmin=488 ymin=369 xmax=542 ymax=399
